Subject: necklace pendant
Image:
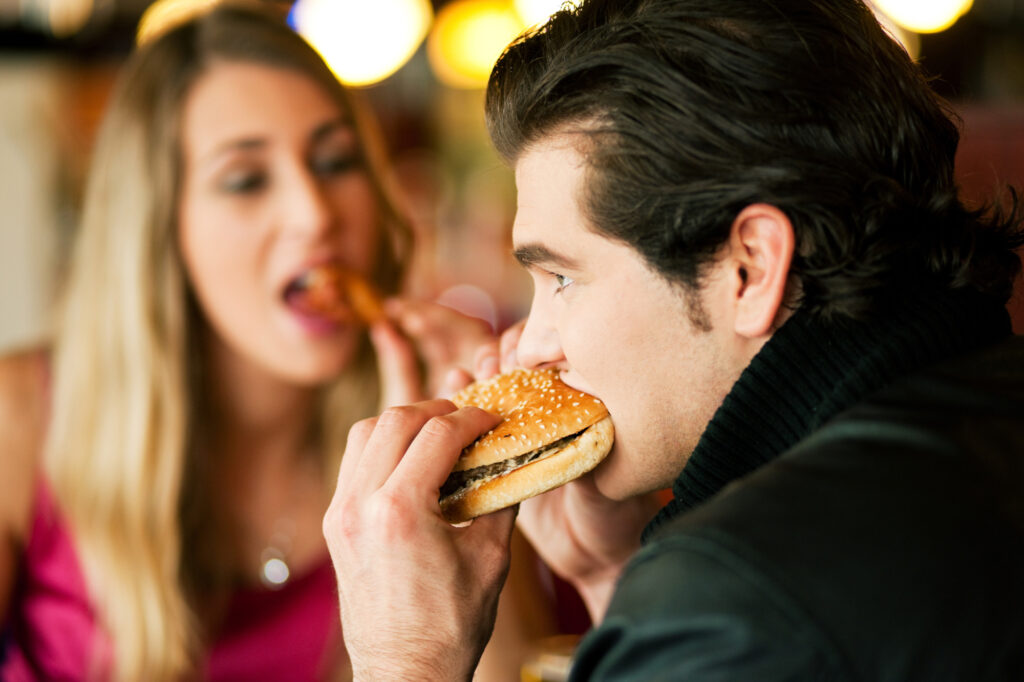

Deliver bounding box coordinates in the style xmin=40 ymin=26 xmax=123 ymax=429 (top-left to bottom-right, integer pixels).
xmin=260 ymin=546 xmax=291 ymax=589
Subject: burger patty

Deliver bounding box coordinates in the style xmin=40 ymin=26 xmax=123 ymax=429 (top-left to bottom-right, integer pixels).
xmin=440 ymin=431 xmax=583 ymax=500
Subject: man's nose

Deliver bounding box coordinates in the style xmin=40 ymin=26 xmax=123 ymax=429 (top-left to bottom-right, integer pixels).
xmin=515 ymin=307 xmax=566 ymax=371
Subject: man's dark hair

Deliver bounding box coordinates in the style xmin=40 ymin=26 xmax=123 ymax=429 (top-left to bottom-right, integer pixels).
xmin=486 ymin=0 xmax=1024 ymax=321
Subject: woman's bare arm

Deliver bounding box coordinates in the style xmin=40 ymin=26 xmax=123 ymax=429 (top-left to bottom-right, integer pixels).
xmin=0 ymin=348 xmax=48 ymax=620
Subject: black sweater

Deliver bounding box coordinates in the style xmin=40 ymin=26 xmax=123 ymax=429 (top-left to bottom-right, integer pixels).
xmin=644 ymin=288 xmax=1012 ymax=541
xmin=572 ymin=291 xmax=1024 ymax=681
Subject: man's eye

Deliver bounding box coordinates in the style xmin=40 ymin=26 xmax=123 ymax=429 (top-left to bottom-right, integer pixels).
xmin=554 ymin=273 xmax=575 ymax=291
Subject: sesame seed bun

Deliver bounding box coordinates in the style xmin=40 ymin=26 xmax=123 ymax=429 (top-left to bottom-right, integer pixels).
xmin=439 ymin=368 xmax=614 ymax=523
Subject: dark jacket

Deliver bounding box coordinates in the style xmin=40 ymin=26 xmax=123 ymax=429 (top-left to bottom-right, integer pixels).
xmin=570 ymin=295 xmax=1024 ymax=681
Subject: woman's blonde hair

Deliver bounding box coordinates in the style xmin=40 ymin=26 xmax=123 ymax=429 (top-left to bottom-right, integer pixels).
xmin=44 ymin=3 xmax=411 ymax=678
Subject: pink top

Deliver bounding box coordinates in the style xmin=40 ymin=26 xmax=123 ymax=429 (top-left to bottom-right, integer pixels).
xmin=1 ymin=479 xmax=344 ymax=681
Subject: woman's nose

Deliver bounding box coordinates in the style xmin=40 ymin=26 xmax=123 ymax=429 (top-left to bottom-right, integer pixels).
xmin=283 ymin=169 xmax=334 ymax=239
xmin=514 ymin=307 xmax=566 ymax=371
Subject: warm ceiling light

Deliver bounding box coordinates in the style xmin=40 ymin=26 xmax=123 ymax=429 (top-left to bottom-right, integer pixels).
xmin=136 ymin=0 xmax=218 ymax=44
xmin=871 ymin=5 xmax=921 ymax=59
xmin=513 ymin=0 xmax=572 ymax=28
xmin=47 ymin=0 xmax=94 ymax=37
xmin=871 ymin=0 xmax=973 ymax=34
xmin=428 ymin=0 xmax=525 ymax=89
xmin=291 ymin=0 xmax=432 ymax=87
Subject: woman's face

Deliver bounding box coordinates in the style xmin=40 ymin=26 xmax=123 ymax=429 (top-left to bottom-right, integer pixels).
xmin=178 ymin=60 xmax=379 ymax=385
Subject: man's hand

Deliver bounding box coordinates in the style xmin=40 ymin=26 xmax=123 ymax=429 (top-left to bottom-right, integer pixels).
xmin=323 ymin=399 xmax=516 ymax=681
xmin=472 ymin=320 xmax=662 ymax=622
xmin=516 ymin=477 xmax=661 ymax=622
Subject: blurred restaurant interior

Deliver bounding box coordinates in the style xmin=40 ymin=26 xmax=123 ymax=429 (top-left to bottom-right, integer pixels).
xmin=1 ymin=0 xmax=1023 ymax=354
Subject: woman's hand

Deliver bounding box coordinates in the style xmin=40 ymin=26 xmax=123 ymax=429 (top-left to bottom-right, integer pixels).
xmin=368 ymin=299 xmax=496 ymax=409
xmin=323 ymin=399 xmax=516 ymax=681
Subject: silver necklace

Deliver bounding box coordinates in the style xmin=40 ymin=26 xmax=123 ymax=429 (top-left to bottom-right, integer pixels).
xmin=259 ymin=516 xmax=296 ymax=589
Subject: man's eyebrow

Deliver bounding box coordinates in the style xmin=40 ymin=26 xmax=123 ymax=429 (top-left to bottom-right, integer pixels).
xmin=513 ymin=243 xmax=579 ymax=270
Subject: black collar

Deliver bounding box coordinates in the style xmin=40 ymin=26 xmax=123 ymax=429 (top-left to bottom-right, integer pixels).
xmin=642 ymin=289 xmax=1012 ymax=543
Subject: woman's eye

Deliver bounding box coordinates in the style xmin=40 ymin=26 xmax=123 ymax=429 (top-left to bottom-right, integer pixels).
xmin=220 ymin=171 xmax=266 ymax=194
xmin=554 ymin=273 xmax=575 ymax=292
xmin=312 ymin=153 xmax=361 ymax=177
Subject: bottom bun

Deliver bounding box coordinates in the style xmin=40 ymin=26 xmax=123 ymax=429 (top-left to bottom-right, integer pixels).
xmin=440 ymin=416 xmax=614 ymax=523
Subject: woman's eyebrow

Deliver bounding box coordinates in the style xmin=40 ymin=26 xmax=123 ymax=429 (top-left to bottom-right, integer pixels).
xmin=199 ymin=137 xmax=265 ymax=166
xmin=198 ymin=117 xmax=353 ymax=166
xmin=310 ymin=117 xmax=353 ymax=144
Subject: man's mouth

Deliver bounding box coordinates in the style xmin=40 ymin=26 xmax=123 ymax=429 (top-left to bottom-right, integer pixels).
xmin=557 ymin=369 xmax=597 ymax=397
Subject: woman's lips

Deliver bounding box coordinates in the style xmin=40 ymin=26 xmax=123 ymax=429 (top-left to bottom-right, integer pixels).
xmin=282 ymin=265 xmax=382 ymax=327
xmin=282 ymin=267 xmax=354 ymax=333
xmin=286 ymin=304 xmax=346 ymax=335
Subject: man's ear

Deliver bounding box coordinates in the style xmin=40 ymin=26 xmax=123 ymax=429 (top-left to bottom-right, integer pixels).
xmin=727 ymin=204 xmax=794 ymax=338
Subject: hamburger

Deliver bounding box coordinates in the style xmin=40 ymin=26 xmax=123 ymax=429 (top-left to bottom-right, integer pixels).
xmin=439 ymin=368 xmax=614 ymax=523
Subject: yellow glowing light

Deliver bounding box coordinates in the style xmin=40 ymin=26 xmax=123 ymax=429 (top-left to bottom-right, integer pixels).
xmin=292 ymin=0 xmax=433 ymax=87
xmin=514 ymin=0 xmax=572 ymax=28
xmin=428 ymin=0 xmax=526 ymax=89
xmin=47 ymin=0 xmax=94 ymax=38
xmin=871 ymin=6 xmax=921 ymax=59
xmin=871 ymin=0 xmax=973 ymax=34
xmin=136 ymin=0 xmax=219 ymax=45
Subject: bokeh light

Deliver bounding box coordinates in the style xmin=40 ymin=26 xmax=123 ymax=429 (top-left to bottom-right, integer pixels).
xmin=291 ymin=0 xmax=433 ymax=87
xmin=428 ymin=0 xmax=524 ymax=89
xmin=871 ymin=5 xmax=921 ymax=59
xmin=871 ymin=0 xmax=973 ymax=34
xmin=47 ymin=0 xmax=94 ymax=38
xmin=513 ymin=0 xmax=572 ymax=28
xmin=136 ymin=0 xmax=219 ymax=44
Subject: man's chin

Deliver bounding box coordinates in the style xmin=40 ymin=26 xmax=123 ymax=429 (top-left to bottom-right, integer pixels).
xmin=592 ymin=443 xmax=676 ymax=501
xmin=591 ymin=449 xmax=635 ymax=501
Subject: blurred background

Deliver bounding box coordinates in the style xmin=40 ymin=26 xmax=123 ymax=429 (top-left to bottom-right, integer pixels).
xmin=1 ymin=0 xmax=1023 ymax=353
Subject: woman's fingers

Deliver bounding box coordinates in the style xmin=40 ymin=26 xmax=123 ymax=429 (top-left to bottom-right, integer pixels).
xmin=369 ymin=320 xmax=425 ymax=408
xmin=499 ymin=319 xmax=526 ymax=373
xmin=470 ymin=317 xmax=528 ymax=381
xmin=386 ymin=299 xmax=496 ymax=394
xmin=472 ymin=343 xmax=500 ymax=381
xmin=439 ymin=367 xmax=474 ymax=399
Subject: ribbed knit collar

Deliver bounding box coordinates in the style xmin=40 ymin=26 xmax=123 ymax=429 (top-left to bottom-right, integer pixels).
xmin=642 ymin=288 xmax=1012 ymax=543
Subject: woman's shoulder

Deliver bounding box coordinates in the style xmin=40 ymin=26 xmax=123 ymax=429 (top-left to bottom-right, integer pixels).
xmin=0 ymin=344 xmax=49 ymax=432
xmin=0 ymin=345 xmax=50 ymax=533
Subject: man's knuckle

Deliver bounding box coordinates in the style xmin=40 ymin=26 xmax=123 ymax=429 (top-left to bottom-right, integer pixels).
xmin=347 ymin=418 xmax=375 ymax=442
xmin=371 ymin=489 xmax=418 ymax=538
xmin=377 ymin=404 xmax=416 ymax=427
xmin=421 ymin=414 xmax=459 ymax=440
